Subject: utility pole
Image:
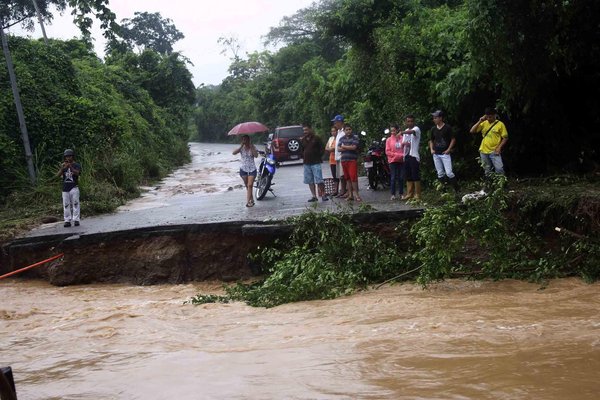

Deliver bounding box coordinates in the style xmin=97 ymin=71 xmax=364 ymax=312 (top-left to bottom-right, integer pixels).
xmin=0 ymin=26 xmax=36 ymax=185
xmin=32 ymin=0 xmax=49 ymax=45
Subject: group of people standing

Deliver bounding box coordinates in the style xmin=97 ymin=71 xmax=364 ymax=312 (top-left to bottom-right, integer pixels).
xmin=321 ymin=107 xmax=507 ymax=203
xmin=324 ymin=115 xmax=362 ymax=202
xmin=385 ymin=115 xmax=422 ymax=200
xmin=428 ymin=107 xmax=509 ymax=193
xmin=233 ymin=106 xmax=508 ymax=207
xmin=299 ymin=117 xmax=362 ymax=203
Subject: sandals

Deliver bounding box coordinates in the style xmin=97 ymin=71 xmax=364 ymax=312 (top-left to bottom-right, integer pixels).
xmin=246 ymin=200 xmax=255 ymax=207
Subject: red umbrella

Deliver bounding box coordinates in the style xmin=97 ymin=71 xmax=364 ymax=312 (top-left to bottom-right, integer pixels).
xmin=227 ymin=121 xmax=269 ymax=136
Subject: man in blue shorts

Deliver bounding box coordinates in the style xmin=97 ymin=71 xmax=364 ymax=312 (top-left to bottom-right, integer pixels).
xmin=301 ymin=123 xmax=329 ymax=202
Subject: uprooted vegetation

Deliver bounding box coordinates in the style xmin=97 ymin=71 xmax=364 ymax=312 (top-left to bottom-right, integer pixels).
xmin=188 ymin=175 xmax=600 ymax=308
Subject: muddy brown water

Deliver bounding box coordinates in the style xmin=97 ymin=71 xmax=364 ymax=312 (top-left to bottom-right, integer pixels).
xmin=1 ymin=278 xmax=599 ymax=399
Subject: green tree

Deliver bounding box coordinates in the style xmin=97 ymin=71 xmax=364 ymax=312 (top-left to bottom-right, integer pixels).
xmin=109 ymin=11 xmax=184 ymax=55
xmin=0 ymin=0 xmax=117 ymax=38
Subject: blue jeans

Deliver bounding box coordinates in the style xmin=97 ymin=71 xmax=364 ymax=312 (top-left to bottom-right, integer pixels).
xmin=480 ymin=152 xmax=505 ymax=176
xmin=432 ymin=153 xmax=455 ymax=179
xmin=389 ymin=162 xmax=404 ymax=196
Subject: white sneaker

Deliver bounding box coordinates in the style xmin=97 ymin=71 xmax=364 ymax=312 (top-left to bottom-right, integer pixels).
xmin=390 ymin=195 xmax=396 ymax=201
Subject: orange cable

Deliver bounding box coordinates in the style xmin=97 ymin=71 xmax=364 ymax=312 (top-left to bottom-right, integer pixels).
xmin=0 ymin=253 xmax=64 ymax=280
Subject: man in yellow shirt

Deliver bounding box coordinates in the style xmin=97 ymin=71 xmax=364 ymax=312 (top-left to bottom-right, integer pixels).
xmin=470 ymin=107 xmax=508 ymax=176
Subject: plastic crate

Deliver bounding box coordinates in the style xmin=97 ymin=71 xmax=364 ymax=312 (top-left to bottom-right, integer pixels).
xmin=323 ymin=177 xmax=337 ymax=195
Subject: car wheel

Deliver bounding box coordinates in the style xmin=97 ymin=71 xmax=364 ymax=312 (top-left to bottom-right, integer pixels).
xmin=287 ymin=139 xmax=301 ymax=154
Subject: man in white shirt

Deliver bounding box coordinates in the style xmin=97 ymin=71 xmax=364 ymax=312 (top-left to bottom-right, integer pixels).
xmin=332 ymin=114 xmax=348 ymax=197
xmin=400 ymin=114 xmax=422 ymax=199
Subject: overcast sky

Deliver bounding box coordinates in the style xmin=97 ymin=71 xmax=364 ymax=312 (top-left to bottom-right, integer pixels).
xmin=7 ymin=0 xmax=315 ymax=87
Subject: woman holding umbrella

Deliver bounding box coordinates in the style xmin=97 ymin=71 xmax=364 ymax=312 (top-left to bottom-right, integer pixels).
xmin=233 ymin=134 xmax=259 ymax=207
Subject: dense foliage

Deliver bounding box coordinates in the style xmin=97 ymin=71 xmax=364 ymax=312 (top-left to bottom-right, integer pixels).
xmin=193 ymin=0 xmax=600 ymax=176
xmin=189 ymin=210 xmax=410 ymax=308
xmin=1 ymin=0 xmax=117 ymax=38
xmin=1 ymin=7 xmax=195 ymax=215
xmin=188 ymin=178 xmax=600 ymax=308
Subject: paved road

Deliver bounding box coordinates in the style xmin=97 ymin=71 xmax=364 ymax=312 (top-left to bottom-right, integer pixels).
xmin=24 ymin=143 xmax=418 ymax=239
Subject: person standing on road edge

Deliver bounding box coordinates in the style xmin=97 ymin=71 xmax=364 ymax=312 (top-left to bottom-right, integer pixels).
xmin=385 ymin=124 xmax=405 ymax=200
xmin=325 ymin=126 xmax=339 ymax=196
xmin=401 ymin=114 xmax=422 ymax=200
xmin=301 ymin=124 xmax=329 ymax=202
xmin=429 ymin=110 xmax=459 ymax=192
xmin=233 ymin=134 xmax=259 ymax=207
xmin=332 ymin=114 xmax=348 ymax=198
xmin=469 ymin=107 xmax=508 ymax=179
xmin=56 ymin=149 xmax=81 ymax=227
xmin=338 ymin=123 xmax=362 ymax=202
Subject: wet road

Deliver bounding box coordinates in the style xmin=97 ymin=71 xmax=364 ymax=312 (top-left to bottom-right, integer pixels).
xmin=25 ymin=143 xmax=418 ymax=238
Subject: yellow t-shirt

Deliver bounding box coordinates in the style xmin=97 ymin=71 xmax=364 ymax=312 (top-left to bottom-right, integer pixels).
xmin=477 ymin=120 xmax=508 ymax=153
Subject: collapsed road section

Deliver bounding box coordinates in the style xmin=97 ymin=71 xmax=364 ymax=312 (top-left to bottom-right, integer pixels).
xmin=1 ymin=209 xmax=423 ymax=286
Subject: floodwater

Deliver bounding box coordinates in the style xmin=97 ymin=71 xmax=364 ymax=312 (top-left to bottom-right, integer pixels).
xmin=1 ymin=278 xmax=599 ymax=399
xmin=117 ymin=143 xmax=243 ymax=212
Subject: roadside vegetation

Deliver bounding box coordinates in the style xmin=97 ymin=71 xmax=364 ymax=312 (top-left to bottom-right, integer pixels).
xmin=188 ymin=175 xmax=600 ymax=308
xmin=1 ymin=5 xmax=195 ymax=242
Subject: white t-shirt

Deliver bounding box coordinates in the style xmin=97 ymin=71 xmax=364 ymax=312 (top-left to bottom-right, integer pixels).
xmin=334 ymin=128 xmax=345 ymax=161
xmin=404 ymin=126 xmax=421 ymax=161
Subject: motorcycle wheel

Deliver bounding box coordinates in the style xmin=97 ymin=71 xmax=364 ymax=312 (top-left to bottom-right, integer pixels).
xmin=255 ymin=173 xmax=272 ymax=200
xmin=368 ymin=168 xmax=378 ymax=190
xmin=380 ymin=170 xmax=391 ymax=188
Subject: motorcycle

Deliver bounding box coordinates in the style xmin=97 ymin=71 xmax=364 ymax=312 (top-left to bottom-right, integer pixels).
xmin=363 ymin=133 xmax=390 ymax=191
xmin=254 ymin=149 xmax=277 ymax=200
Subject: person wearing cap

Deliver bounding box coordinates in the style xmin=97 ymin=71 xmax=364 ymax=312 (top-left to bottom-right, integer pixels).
xmin=331 ymin=114 xmax=348 ymax=198
xmin=429 ymin=110 xmax=459 ymax=191
xmin=56 ymin=149 xmax=82 ymax=227
xmin=469 ymin=107 xmax=508 ymax=177
xmin=324 ymin=126 xmax=340 ymax=196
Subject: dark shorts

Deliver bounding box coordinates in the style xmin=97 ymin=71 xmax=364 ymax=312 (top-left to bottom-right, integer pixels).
xmin=239 ymin=169 xmax=257 ymax=177
xmin=404 ymin=155 xmax=420 ymax=181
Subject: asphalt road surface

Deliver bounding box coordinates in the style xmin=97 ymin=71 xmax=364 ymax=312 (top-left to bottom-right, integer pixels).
xmin=24 ymin=142 xmax=418 ymax=239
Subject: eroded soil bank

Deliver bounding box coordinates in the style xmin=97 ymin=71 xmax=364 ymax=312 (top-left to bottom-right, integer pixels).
xmin=1 ymin=211 xmax=419 ymax=286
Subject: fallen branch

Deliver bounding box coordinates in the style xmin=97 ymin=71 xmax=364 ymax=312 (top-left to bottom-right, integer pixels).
xmin=375 ymin=265 xmax=423 ymax=289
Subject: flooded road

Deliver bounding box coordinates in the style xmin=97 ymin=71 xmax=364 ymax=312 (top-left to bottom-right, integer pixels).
xmin=2 ymin=278 xmax=599 ymax=399
xmin=116 ymin=143 xmax=242 ymax=212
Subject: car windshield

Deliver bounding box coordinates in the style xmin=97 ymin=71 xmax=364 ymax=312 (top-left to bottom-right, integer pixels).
xmin=277 ymin=127 xmax=303 ymax=138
